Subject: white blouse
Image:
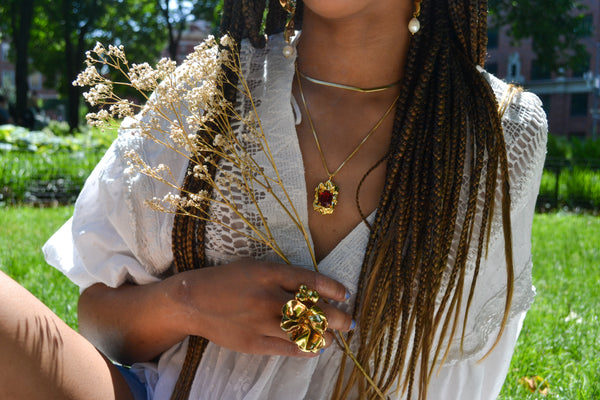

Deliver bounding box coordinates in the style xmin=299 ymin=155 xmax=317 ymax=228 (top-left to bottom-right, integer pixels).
xmin=44 ymin=34 xmax=548 ymax=400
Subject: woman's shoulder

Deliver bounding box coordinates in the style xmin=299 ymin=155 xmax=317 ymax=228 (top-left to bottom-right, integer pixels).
xmin=479 ymin=67 xmax=548 ymax=210
xmin=479 ymin=67 xmax=548 ymax=139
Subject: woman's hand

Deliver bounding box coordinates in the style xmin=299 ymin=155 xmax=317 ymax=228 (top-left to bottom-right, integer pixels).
xmin=171 ymin=260 xmax=353 ymax=357
xmin=78 ymin=260 xmax=353 ymax=365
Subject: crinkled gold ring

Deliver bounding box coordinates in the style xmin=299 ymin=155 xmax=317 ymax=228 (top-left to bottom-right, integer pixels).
xmin=280 ymin=285 xmax=328 ymax=353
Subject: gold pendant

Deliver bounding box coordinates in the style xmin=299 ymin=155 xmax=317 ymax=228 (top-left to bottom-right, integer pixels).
xmin=313 ymin=179 xmax=339 ymax=215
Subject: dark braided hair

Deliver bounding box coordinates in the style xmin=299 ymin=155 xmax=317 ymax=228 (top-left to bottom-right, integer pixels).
xmin=170 ymin=1 xmax=513 ymax=399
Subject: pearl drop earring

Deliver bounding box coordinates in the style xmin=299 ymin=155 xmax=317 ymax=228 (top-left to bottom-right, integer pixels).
xmin=408 ymin=0 xmax=422 ymax=35
xmin=280 ymin=0 xmax=297 ymax=57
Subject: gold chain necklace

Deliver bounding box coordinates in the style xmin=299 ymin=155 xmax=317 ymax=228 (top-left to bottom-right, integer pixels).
xmin=296 ymin=68 xmax=402 ymax=93
xmin=295 ymin=65 xmax=400 ymax=215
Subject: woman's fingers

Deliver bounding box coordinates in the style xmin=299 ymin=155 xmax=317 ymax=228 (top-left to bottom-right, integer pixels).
xmin=179 ymin=260 xmax=353 ymax=357
xmin=272 ymin=264 xmax=349 ymax=303
xmin=318 ymin=303 xmax=354 ymax=332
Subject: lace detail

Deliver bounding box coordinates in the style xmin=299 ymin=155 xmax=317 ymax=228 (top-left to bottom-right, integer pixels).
xmin=204 ymin=40 xmax=278 ymax=266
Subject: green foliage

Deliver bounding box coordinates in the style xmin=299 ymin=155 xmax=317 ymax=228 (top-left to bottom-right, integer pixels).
xmin=539 ymin=168 xmax=600 ymax=210
xmin=488 ymin=0 xmax=591 ymax=74
xmin=192 ymin=0 xmax=223 ymax=29
xmin=0 ymin=150 xmax=104 ymax=204
xmin=571 ymin=137 xmax=600 ymax=163
xmin=43 ymin=120 xmax=72 ymax=137
xmin=540 ymin=134 xmax=600 ymax=210
xmin=546 ymin=134 xmax=571 ymax=160
xmin=564 ymin=168 xmax=600 ymax=208
xmin=0 ymin=123 xmax=114 ymax=152
xmin=0 ymin=124 xmax=117 ymax=204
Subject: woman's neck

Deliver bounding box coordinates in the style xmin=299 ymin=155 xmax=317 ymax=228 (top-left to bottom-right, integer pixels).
xmin=296 ymin=4 xmax=412 ymax=90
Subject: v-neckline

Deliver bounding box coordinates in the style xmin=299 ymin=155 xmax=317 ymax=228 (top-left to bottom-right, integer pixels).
xmin=288 ymin=90 xmax=376 ymax=267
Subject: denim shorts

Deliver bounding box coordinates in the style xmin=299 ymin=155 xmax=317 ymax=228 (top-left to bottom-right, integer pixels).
xmin=116 ymin=365 xmax=148 ymax=400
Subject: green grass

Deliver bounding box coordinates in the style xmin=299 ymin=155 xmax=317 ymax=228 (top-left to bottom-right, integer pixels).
xmin=499 ymin=212 xmax=600 ymax=399
xmin=0 ymin=206 xmax=79 ymax=328
xmin=0 ymin=151 xmax=103 ymax=204
xmin=0 ymin=208 xmax=598 ymax=398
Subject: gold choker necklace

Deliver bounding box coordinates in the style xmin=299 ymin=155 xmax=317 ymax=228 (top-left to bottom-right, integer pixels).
xmin=295 ymin=65 xmax=400 ymax=215
xmin=297 ymin=69 xmax=402 ymax=94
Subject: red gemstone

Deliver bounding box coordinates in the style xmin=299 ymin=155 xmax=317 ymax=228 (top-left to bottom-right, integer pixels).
xmin=318 ymin=189 xmax=334 ymax=207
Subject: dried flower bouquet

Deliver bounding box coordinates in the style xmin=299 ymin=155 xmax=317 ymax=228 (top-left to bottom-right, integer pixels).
xmin=74 ymin=35 xmax=385 ymax=398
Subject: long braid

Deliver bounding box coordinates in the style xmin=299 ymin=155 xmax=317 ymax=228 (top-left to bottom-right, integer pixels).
xmin=169 ymin=1 xmax=258 ymax=399
xmin=170 ymin=1 xmax=513 ymax=400
xmin=338 ymin=0 xmax=513 ymax=398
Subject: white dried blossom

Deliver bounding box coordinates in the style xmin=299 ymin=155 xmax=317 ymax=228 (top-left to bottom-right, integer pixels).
xmin=169 ymin=123 xmax=188 ymax=149
xmin=107 ymin=44 xmax=127 ymax=63
xmin=92 ymin=42 xmax=106 ymax=56
xmin=219 ymin=34 xmax=234 ymax=48
xmin=192 ymin=164 xmax=208 ymax=179
xmin=128 ymin=62 xmax=160 ymax=91
xmin=82 ymin=83 xmax=113 ymax=106
xmin=215 ymin=134 xmax=228 ymax=146
xmin=86 ymin=109 xmax=111 ymax=127
xmin=73 ymin=65 xmax=104 ymax=87
xmin=156 ymin=58 xmax=177 ymax=76
xmin=109 ymin=99 xmax=135 ymax=119
xmin=144 ymin=199 xmax=169 ymax=213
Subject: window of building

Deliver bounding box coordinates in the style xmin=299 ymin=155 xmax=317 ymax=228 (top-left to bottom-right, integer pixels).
xmin=0 ymin=43 xmax=10 ymax=61
xmin=570 ymin=93 xmax=589 ymax=116
xmin=487 ymin=27 xmax=499 ymax=49
xmin=575 ymin=14 xmax=593 ymax=38
xmin=507 ymin=52 xmax=524 ymax=83
xmin=28 ymin=72 xmax=42 ymax=90
xmin=1 ymin=70 xmax=15 ymax=89
xmin=531 ymin=60 xmax=552 ymax=80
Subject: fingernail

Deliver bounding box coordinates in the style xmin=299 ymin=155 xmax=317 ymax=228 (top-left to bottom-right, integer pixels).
xmin=350 ymin=319 xmax=356 ymax=330
xmin=319 ymin=348 xmax=325 ymax=354
xmin=345 ymin=290 xmax=351 ymax=300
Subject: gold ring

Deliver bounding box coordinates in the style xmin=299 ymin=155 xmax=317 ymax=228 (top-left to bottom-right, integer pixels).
xmin=280 ymin=285 xmax=328 ymax=353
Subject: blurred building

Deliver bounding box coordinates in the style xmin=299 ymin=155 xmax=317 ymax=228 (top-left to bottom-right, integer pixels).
xmin=164 ymin=19 xmax=213 ymax=64
xmin=486 ymin=0 xmax=600 ymax=139
xmin=0 ymin=40 xmax=58 ymax=102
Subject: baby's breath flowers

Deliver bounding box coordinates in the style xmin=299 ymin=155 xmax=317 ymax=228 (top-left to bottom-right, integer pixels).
xmin=74 ymin=35 xmax=311 ymax=266
xmin=75 ymin=35 xmax=384 ymax=398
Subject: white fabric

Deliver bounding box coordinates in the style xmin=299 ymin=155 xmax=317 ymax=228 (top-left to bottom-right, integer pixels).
xmin=43 ymin=34 xmax=547 ymax=400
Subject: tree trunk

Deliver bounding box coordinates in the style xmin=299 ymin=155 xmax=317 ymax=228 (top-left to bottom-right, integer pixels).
xmin=11 ymin=0 xmax=34 ymax=127
xmin=62 ymin=1 xmax=80 ymax=131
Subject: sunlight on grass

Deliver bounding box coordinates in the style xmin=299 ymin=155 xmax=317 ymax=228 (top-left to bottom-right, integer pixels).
xmin=0 ymin=206 xmax=78 ymax=328
xmin=499 ymin=212 xmax=600 ymax=400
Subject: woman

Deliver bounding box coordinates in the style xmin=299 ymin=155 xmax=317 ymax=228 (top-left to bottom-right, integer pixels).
xmin=0 ymin=0 xmax=547 ymax=399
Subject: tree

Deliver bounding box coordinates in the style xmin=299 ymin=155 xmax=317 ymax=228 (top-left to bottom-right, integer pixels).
xmin=191 ymin=0 xmax=223 ymax=29
xmin=157 ymin=0 xmax=192 ymax=62
xmin=156 ymin=0 xmax=222 ymax=63
xmin=31 ymin=0 xmax=168 ymax=130
xmin=0 ymin=0 xmax=35 ymax=126
xmin=489 ymin=0 xmax=592 ymax=75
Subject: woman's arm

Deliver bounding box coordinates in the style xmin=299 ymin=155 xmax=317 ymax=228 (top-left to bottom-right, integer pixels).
xmin=78 ymin=259 xmax=353 ymax=365
xmin=0 ymin=271 xmax=134 ymax=400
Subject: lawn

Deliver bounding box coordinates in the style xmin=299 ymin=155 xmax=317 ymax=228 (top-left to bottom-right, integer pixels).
xmin=0 ymin=207 xmax=598 ymax=398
